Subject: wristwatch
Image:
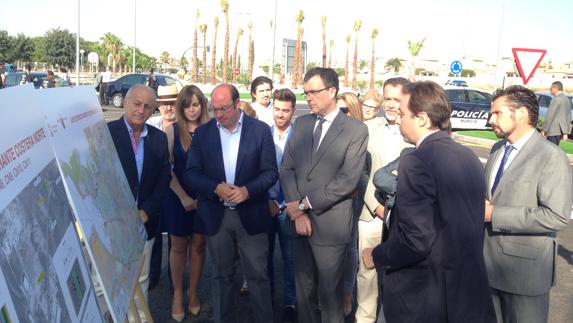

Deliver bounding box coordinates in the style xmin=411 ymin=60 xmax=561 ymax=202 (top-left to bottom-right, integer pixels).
xmin=298 ymin=198 xmax=306 ymax=211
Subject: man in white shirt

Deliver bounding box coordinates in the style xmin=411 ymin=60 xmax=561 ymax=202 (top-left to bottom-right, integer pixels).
xmin=267 ymin=88 xmax=297 ymax=322
xmin=250 ymin=76 xmax=275 ymax=126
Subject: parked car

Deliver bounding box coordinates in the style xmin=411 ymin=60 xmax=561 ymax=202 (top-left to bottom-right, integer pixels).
xmin=535 ymin=92 xmax=573 ymax=121
xmin=3 ymin=72 xmax=70 ymax=89
xmin=445 ymin=79 xmax=468 ymax=87
xmin=106 ymin=73 xmax=182 ymax=108
xmin=445 ymin=87 xmax=491 ymax=130
xmin=535 ymin=92 xmax=573 ymax=137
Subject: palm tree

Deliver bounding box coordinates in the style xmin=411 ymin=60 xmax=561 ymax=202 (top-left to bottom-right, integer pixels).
xmin=369 ymin=28 xmax=379 ymax=90
xmin=344 ymin=34 xmax=350 ymax=87
xmin=221 ymin=0 xmax=230 ymax=83
xmin=352 ymin=19 xmax=362 ymax=91
xmin=407 ymin=37 xmax=426 ymax=81
xmin=291 ymin=10 xmax=304 ymax=88
xmin=211 ymin=17 xmax=219 ymax=85
xmin=160 ymin=51 xmax=170 ymax=71
xmin=200 ymin=24 xmax=208 ymax=83
xmin=192 ymin=9 xmax=200 ymax=82
xmin=321 ymin=16 xmax=327 ymax=67
xmin=328 ymin=39 xmax=334 ymax=68
xmin=100 ymin=32 xmax=123 ymax=73
xmin=247 ymin=21 xmax=254 ymax=83
xmin=385 ymin=57 xmax=403 ymax=74
xmin=232 ymin=28 xmax=243 ymax=84
xmin=297 ymin=25 xmax=305 ymax=85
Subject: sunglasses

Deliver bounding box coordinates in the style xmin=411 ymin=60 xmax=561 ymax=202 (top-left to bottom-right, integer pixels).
xmin=339 ymin=107 xmax=349 ymax=114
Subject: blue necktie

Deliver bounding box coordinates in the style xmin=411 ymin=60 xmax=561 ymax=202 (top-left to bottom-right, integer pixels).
xmin=491 ymin=144 xmax=514 ymax=195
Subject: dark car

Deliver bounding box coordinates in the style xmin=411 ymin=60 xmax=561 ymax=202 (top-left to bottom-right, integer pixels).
xmin=445 ymin=87 xmax=492 ymax=130
xmin=445 ymin=79 xmax=468 ymax=87
xmin=106 ymin=73 xmax=181 ymax=108
xmin=4 ymin=72 xmax=70 ymax=89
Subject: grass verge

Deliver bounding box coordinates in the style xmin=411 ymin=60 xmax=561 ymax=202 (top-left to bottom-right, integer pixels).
xmin=457 ymin=130 xmax=573 ymax=154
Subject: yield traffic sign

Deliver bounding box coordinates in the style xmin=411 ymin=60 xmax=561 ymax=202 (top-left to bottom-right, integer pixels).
xmin=512 ymin=48 xmax=546 ymax=85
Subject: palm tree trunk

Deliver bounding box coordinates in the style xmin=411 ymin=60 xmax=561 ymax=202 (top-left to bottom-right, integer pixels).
xmin=352 ymin=36 xmax=358 ymax=91
xmin=232 ymin=37 xmax=239 ymax=84
xmin=192 ymin=28 xmax=198 ymax=83
xmin=328 ymin=40 xmax=333 ymax=68
xmin=291 ymin=38 xmax=300 ymax=88
xmin=369 ymin=38 xmax=375 ymax=90
xmin=247 ymin=25 xmax=253 ymax=83
xmin=223 ymin=14 xmax=230 ymax=83
xmin=202 ymin=31 xmax=208 ymax=84
xmin=297 ymin=27 xmax=304 ymax=85
xmin=211 ymin=19 xmax=219 ymax=85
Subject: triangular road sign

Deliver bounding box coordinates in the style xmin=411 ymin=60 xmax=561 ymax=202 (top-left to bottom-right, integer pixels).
xmin=512 ymin=48 xmax=547 ymax=85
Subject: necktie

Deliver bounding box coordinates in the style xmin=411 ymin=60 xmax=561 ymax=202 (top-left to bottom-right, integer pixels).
xmin=491 ymin=144 xmax=514 ymax=195
xmin=312 ymin=117 xmax=326 ymax=154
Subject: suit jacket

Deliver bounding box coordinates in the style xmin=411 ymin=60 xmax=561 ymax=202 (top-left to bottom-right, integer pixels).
xmin=184 ymin=115 xmax=278 ymax=236
xmin=543 ymin=92 xmax=572 ymax=136
xmin=372 ymin=131 xmax=495 ymax=323
xmin=360 ymin=117 xmax=410 ymax=222
xmin=108 ymin=117 xmax=171 ymax=239
xmin=280 ymin=112 xmax=368 ymax=245
xmin=483 ymin=131 xmax=572 ymax=296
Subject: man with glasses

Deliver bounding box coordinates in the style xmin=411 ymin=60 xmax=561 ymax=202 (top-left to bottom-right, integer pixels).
xmin=107 ymin=84 xmax=171 ymax=315
xmin=356 ymin=78 xmax=411 ymax=323
xmin=280 ymin=67 xmax=368 ymax=323
xmin=185 ymin=84 xmax=277 ymax=323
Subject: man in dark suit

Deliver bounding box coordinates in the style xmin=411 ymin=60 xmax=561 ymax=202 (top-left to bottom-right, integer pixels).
xmin=107 ymin=84 xmax=171 ymax=304
xmin=542 ymin=81 xmax=572 ymax=145
xmin=184 ymin=83 xmax=278 ymax=323
xmin=363 ymin=81 xmax=495 ymax=323
xmin=280 ymin=67 xmax=369 ymax=323
xmin=484 ymin=86 xmax=572 ymax=323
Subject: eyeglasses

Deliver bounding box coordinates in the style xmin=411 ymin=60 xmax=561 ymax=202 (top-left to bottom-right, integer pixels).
xmin=362 ymin=103 xmax=379 ymax=110
xmin=211 ymin=103 xmax=234 ymax=113
xmin=302 ymin=87 xmax=330 ymax=98
xmin=339 ymin=107 xmax=349 ymax=114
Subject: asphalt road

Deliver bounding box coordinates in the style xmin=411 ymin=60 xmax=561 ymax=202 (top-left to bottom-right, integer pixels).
xmin=101 ymin=107 xmax=573 ymax=323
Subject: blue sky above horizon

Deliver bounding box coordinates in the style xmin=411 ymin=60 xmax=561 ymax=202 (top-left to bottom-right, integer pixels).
xmin=3 ymin=0 xmax=572 ymax=66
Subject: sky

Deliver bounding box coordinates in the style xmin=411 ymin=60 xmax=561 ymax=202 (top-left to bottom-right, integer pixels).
xmin=2 ymin=0 xmax=573 ymax=67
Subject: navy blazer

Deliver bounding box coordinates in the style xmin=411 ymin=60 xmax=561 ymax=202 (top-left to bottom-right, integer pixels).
xmin=184 ymin=115 xmax=278 ymax=236
xmin=108 ymin=117 xmax=171 ymax=239
xmin=372 ymin=131 xmax=495 ymax=323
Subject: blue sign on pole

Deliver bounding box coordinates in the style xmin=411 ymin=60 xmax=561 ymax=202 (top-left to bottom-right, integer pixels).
xmin=450 ymin=60 xmax=463 ymax=75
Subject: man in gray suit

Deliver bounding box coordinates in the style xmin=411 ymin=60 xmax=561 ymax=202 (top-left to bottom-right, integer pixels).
xmin=542 ymin=81 xmax=572 ymax=145
xmin=485 ymin=85 xmax=572 ymax=323
xmin=280 ymin=67 xmax=368 ymax=323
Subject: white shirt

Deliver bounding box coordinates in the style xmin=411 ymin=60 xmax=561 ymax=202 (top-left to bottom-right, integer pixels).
xmin=268 ymin=124 xmax=292 ymax=201
xmin=489 ymin=129 xmax=535 ymax=192
xmin=313 ymin=107 xmax=340 ymax=150
xmin=146 ymin=115 xmax=164 ymax=131
xmin=381 ymin=120 xmax=404 ymax=165
xmin=218 ymin=112 xmax=244 ymax=205
xmin=416 ymin=129 xmax=440 ymax=148
xmin=101 ymin=71 xmax=112 ymax=83
xmin=253 ymin=101 xmax=274 ymax=127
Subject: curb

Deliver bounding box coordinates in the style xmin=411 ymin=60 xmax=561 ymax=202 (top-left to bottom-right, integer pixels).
xmin=452 ymin=133 xmax=573 ymax=163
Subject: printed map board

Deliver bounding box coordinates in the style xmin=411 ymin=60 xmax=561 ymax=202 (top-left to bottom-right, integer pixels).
xmin=38 ymin=86 xmax=147 ymax=323
xmin=0 ymin=85 xmax=102 ymax=323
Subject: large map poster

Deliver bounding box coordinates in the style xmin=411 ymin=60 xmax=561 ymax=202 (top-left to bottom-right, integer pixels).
xmin=0 ymin=86 xmax=102 ymax=323
xmin=39 ymin=86 xmax=147 ymax=323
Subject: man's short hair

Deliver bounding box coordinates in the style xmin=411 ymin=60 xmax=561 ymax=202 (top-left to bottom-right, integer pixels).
xmin=125 ymin=84 xmax=157 ymax=106
xmin=402 ymin=81 xmax=451 ymax=132
xmin=383 ymin=77 xmax=409 ymax=90
xmin=273 ymin=88 xmax=296 ymax=108
xmin=492 ymin=85 xmax=538 ymax=127
xmin=250 ymin=76 xmax=273 ymax=98
xmin=551 ymin=81 xmax=563 ymax=91
xmin=212 ymin=83 xmax=240 ymax=103
xmin=304 ymin=67 xmax=339 ymax=97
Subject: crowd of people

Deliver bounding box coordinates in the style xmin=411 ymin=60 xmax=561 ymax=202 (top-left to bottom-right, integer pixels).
xmin=106 ymin=67 xmax=572 ymax=323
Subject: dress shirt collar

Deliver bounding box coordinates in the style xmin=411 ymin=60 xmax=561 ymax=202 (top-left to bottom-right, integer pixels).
xmin=317 ymin=106 xmax=340 ymax=123
xmin=216 ymin=110 xmax=244 ymax=133
xmin=416 ymin=129 xmax=439 ymax=148
xmin=507 ymin=128 xmax=535 ymax=152
xmin=123 ymin=117 xmax=149 ymax=138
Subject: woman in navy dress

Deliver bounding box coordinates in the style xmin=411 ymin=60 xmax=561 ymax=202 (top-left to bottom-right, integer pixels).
xmin=164 ymin=85 xmax=210 ymax=321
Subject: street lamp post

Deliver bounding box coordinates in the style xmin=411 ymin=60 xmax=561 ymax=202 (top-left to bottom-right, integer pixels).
xmin=80 ymin=49 xmax=85 ymax=73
